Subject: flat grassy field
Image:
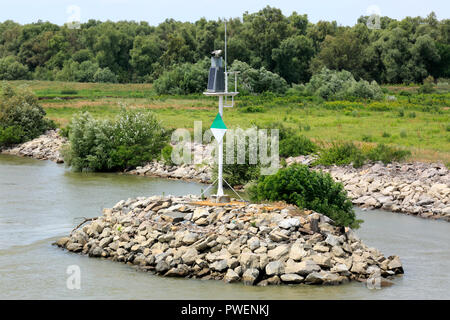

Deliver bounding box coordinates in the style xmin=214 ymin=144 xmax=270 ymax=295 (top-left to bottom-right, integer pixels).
xmin=4 ymin=80 xmax=450 ymax=164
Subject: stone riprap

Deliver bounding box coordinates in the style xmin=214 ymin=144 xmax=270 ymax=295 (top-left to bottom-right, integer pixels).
xmin=129 ymin=142 xmax=213 ymax=183
xmin=130 ymin=161 xmax=212 ymax=184
xmin=5 ymin=131 xmax=448 ymax=220
xmin=1 ymin=130 xmax=66 ymax=163
xmin=55 ymin=195 xmax=404 ymax=286
xmin=286 ymin=156 xmax=450 ymax=221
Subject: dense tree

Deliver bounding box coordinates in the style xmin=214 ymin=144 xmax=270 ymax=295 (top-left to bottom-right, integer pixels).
xmin=0 ymin=56 xmax=29 ymax=80
xmin=130 ymin=34 xmax=163 ymax=81
xmin=0 ymin=8 xmax=447 ymax=85
xmin=272 ymin=35 xmax=314 ymax=83
xmin=310 ymin=29 xmax=366 ymax=79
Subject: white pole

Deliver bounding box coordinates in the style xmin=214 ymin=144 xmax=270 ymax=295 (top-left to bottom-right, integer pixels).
xmin=217 ymin=95 xmax=224 ymax=197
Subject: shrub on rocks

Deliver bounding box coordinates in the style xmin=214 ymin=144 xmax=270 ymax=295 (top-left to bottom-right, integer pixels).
xmin=366 ymin=144 xmax=411 ymax=164
xmin=315 ymin=142 xmax=366 ymax=168
xmin=279 ymin=135 xmax=317 ymax=158
xmin=266 ymin=121 xmax=317 ymax=158
xmin=248 ymin=164 xmax=361 ymax=228
xmin=63 ymin=109 xmax=168 ymax=171
xmin=0 ymin=84 xmax=55 ymax=147
xmin=315 ymin=142 xmax=411 ymax=167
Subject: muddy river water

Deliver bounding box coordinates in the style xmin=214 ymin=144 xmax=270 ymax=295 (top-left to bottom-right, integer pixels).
xmin=0 ymin=154 xmax=449 ymax=299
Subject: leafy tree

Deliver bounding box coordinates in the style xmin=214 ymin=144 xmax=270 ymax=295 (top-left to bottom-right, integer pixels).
xmin=0 ymin=84 xmax=54 ymax=146
xmin=311 ymin=29 xmax=366 ymax=79
xmin=130 ymin=34 xmax=163 ymax=81
xmin=240 ymin=6 xmax=289 ymax=70
xmin=0 ymin=10 xmax=447 ymax=84
xmin=153 ymin=58 xmax=209 ymax=94
xmin=272 ymin=35 xmax=314 ymax=83
xmin=0 ymin=56 xmax=29 ymax=80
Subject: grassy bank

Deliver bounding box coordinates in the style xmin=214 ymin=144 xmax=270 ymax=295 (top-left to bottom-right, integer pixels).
xmin=3 ymin=80 xmax=449 ymax=164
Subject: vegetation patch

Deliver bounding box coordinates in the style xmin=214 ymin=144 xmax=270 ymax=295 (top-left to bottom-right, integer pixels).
xmin=248 ymin=164 xmax=361 ymax=228
xmin=0 ymin=84 xmax=54 ymax=147
xmin=63 ymin=109 xmax=168 ymax=171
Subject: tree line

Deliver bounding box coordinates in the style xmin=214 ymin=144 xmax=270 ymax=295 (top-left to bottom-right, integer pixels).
xmin=0 ymin=6 xmax=448 ymax=85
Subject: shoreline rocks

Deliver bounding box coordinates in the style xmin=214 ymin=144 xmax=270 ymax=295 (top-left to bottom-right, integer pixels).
xmin=4 ymin=131 xmax=448 ymax=221
xmin=129 ymin=161 xmax=212 ymax=184
xmin=1 ymin=130 xmax=66 ymax=163
xmin=288 ymin=156 xmax=450 ymax=222
xmin=55 ymin=195 xmax=404 ymax=286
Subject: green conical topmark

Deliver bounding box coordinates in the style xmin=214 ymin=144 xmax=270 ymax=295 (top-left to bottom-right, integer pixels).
xmin=210 ymin=113 xmax=227 ymax=129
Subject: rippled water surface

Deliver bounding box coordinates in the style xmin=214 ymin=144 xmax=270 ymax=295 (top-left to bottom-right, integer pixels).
xmin=1 ymin=154 xmax=449 ymax=299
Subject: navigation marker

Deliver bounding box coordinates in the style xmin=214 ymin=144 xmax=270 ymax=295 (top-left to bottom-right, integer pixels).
xmin=210 ymin=113 xmax=227 ymax=143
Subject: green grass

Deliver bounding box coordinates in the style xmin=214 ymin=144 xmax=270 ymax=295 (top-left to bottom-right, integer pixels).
xmin=2 ymin=80 xmax=449 ymax=164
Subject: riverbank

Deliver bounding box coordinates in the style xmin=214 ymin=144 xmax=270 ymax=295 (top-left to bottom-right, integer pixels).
xmin=55 ymin=195 xmax=403 ymax=286
xmin=130 ymin=154 xmax=450 ymax=222
xmin=4 ymin=132 xmax=449 ymax=221
xmin=287 ymin=156 xmax=450 ymax=222
xmin=1 ymin=130 xmax=66 ymax=163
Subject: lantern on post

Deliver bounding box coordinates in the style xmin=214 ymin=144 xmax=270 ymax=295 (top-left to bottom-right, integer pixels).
xmin=203 ymin=20 xmax=239 ymax=202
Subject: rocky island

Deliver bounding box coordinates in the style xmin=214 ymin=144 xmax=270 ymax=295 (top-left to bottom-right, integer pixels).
xmin=55 ymin=195 xmax=404 ymax=286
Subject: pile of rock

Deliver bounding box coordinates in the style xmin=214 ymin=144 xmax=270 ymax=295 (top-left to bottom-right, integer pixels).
xmin=5 ymin=130 xmax=448 ymax=221
xmin=128 ymin=142 xmax=213 ymax=183
xmin=1 ymin=130 xmax=66 ymax=163
xmin=55 ymin=195 xmax=404 ymax=286
xmin=319 ymin=162 xmax=450 ymax=221
xmin=287 ymin=156 xmax=450 ymax=221
xmin=129 ymin=162 xmax=212 ymax=184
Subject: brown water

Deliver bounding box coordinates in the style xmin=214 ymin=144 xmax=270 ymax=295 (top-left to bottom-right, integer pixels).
xmin=0 ymin=154 xmax=449 ymax=299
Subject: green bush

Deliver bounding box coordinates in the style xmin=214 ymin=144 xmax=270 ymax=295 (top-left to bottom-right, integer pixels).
xmin=248 ymin=164 xmax=361 ymax=228
xmin=153 ymin=58 xmax=209 ymax=95
xmin=418 ymin=76 xmax=435 ymax=94
xmin=0 ymin=125 xmax=25 ymax=146
xmin=56 ymin=60 xmax=99 ymax=82
xmin=63 ymin=109 xmax=168 ymax=171
xmin=0 ymin=56 xmax=29 ymax=80
xmin=93 ymin=67 xmax=118 ymax=83
xmin=161 ymin=144 xmax=175 ymax=165
xmin=367 ymin=144 xmax=411 ymax=164
xmin=305 ymin=68 xmax=383 ymax=100
xmin=0 ymin=84 xmax=54 ymax=147
xmin=279 ymin=135 xmax=317 ymax=157
xmin=230 ymin=60 xmax=288 ymax=94
xmin=315 ymin=142 xmax=366 ymax=167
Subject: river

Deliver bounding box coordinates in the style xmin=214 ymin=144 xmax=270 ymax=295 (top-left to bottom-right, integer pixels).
xmin=0 ymin=154 xmax=449 ymax=299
